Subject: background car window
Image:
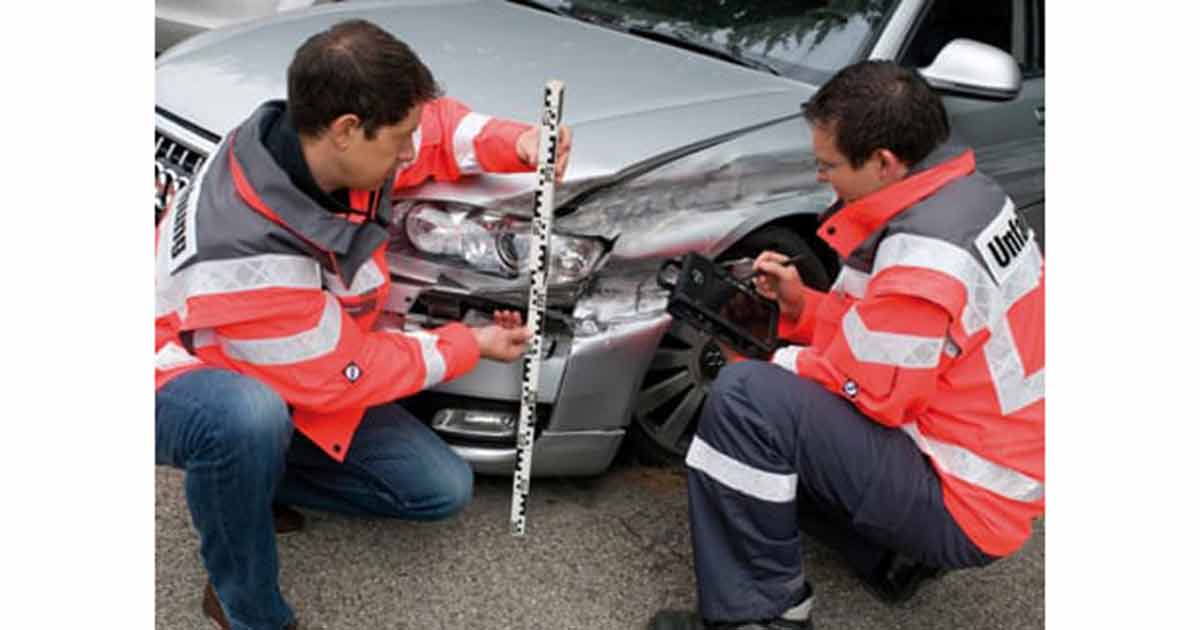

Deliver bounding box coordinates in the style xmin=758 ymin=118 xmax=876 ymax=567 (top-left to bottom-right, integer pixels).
xmin=1031 ymin=0 xmax=1044 ymax=75
xmin=900 ymin=0 xmax=1041 ymax=76
xmin=1008 ymin=0 xmax=1044 ymax=76
xmin=899 ymin=0 xmax=1045 ymax=248
xmin=567 ymin=0 xmax=901 ymax=79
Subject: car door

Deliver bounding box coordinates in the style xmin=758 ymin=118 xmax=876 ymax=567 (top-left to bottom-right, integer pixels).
xmin=898 ymin=0 xmax=1046 ymax=247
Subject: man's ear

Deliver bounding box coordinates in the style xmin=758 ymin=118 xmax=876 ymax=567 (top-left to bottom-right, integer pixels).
xmin=327 ymin=114 xmax=362 ymax=151
xmin=875 ymin=148 xmax=909 ymax=182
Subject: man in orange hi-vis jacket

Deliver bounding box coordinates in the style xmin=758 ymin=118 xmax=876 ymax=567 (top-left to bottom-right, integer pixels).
xmin=154 ymin=20 xmax=571 ymax=630
xmin=650 ymin=61 xmax=1043 ymax=630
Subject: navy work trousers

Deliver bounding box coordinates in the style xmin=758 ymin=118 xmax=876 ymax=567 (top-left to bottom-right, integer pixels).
xmin=685 ymin=360 xmax=994 ymax=622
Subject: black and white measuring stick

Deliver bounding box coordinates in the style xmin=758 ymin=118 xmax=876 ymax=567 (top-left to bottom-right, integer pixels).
xmin=510 ymin=80 xmax=565 ymax=537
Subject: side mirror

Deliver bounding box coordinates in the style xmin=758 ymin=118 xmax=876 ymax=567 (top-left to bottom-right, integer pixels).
xmin=918 ymin=38 xmax=1022 ymax=100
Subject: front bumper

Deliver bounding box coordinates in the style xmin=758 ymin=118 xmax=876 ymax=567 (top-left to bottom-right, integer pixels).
xmin=417 ymin=311 xmax=671 ymax=477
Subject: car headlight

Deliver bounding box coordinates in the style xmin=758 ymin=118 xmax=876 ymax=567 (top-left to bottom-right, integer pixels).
xmin=404 ymin=202 xmax=604 ymax=284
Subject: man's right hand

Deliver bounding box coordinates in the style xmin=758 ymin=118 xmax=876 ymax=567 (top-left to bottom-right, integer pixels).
xmin=752 ymin=250 xmax=807 ymax=319
xmin=472 ymin=310 xmax=533 ymax=362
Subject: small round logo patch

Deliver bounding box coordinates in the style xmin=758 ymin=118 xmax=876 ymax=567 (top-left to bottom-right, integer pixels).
xmin=343 ymin=362 xmax=362 ymax=383
xmin=842 ymin=379 xmax=859 ymax=398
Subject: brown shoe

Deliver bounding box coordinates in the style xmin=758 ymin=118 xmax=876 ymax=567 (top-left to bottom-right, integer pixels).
xmin=201 ymin=582 xmax=230 ymax=630
xmin=203 ymin=582 xmax=298 ymax=629
xmin=273 ymin=504 xmax=305 ymax=534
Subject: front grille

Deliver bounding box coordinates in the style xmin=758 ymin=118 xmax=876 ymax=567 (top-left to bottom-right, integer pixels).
xmin=156 ymin=131 xmax=207 ymax=173
xmin=155 ymin=130 xmax=209 ymax=223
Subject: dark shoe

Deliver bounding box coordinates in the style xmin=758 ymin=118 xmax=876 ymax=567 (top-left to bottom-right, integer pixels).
xmin=273 ymin=504 xmax=305 ymax=534
xmin=648 ymin=610 xmax=812 ymax=630
xmin=648 ymin=583 xmax=814 ymax=630
xmin=861 ymin=551 xmax=946 ymax=605
xmin=202 ymin=582 xmax=298 ymax=630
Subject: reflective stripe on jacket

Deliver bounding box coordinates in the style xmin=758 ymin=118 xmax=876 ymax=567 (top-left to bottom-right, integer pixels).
xmin=771 ymin=144 xmax=1044 ymax=557
xmin=155 ymin=98 xmax=533 ymax=462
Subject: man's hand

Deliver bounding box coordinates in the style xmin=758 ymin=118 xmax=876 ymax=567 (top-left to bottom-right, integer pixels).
xmin=752 ymin=250 xmax=807 ymax=319
xmin=472 ymin=310 xmax=532 ymax=363
xmin=516 ymin=124 xmax=573 ymax=183
xmin=492 ymin=309 xmax=524 ymax=330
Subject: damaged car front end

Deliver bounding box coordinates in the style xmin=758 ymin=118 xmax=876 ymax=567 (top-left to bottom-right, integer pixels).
xmin=381 ymin=113 xmax=838 ymax=475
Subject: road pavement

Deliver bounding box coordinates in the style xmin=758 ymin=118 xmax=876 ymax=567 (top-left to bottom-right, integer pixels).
xmin=156 ymin=458 xmax=1043 ymax=630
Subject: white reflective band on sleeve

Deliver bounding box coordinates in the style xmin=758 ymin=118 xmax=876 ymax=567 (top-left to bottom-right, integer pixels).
xmin=157 ymin=254 xmax=322 ymax=318
xmin=217 ymin=293 xmax=343 ymax=366
xmin=685 ymin=436 xmax=798 ymax=503
xmin=901 ymin=423 xmax=1043 ymax=503
xmin=452 ymin=112 xmax=492 ymax=175
xmin=771 ymin=345 xmax=803 ymax=373
xmin=192 ymin=329 xmax=216 ymax=349
xmin=873 ymin=231 xmax=1044 ymax=414
xmin=403 ymin=330 xmax=447 ymax=389
xmin=874 ymin=233 xmax=993 ymax=334
xmin=155 ymin=342 xmax=202 ymax=371
xmin=830 ymin=266 xmax=871 ymax=298
xmin=873 ymin=224 xmax=1042 ymax=335
xmin=841 ymin=306 xmax=943 ymax=368
xmin=984 ymin=316 xmax=1045 ymax=414
xmin=323 ymin=258 xmax=386 ymax=297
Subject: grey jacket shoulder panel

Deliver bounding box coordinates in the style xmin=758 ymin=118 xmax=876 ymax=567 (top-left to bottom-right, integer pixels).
xmin=167 ymin=103 xmax=391 ymax=284
xmin=230 ymin=101 xmax=361 ymax=256
xmin=839 ymin=136 xmax=1012 ymax=277
xmin=882 ymin=172 xmax=1010 ymax=267
xmin=168 ymin=134 xmax=322 ymax=275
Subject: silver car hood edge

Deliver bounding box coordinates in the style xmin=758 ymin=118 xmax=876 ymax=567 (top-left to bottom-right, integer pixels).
xmin=154 ymin=0 xmax=813 ymax=198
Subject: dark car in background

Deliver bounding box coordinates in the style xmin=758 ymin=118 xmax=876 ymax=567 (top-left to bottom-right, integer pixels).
xmin=155 ymin=0 xmax=1044 ymax=475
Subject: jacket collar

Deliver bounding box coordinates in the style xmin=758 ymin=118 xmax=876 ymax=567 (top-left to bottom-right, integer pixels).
xmin=227 ymin=101 xmax=391 ymax=284
xmin=260 ymin=103 xmax=360 ymax=218
xmin=817 ymin=142 xmax=975 ymax=258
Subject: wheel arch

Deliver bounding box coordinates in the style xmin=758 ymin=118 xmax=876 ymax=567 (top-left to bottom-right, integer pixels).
xmin=704 ymin=197 xmax=841 ymax=289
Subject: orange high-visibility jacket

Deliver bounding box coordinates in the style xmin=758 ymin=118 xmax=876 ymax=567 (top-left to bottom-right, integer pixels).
xmin=772 ymin=144 xmax=1044 ymax=557
xmin=155 ymin=98 xmax=532 ymax=462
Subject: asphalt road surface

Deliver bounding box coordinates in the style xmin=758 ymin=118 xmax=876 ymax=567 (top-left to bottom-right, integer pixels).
xmin=156 ymin=457 xmax=1044 ymax=630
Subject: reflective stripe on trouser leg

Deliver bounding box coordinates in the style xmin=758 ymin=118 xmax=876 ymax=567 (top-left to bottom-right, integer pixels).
xmin=685 ymin=362 xmax=808 ymax=623
xmin=686 ymin=361 xmax=995 ymax=623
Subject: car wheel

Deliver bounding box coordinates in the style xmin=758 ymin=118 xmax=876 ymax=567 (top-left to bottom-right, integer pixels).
xmin=628 ymin=226 xmax=831 ymax=466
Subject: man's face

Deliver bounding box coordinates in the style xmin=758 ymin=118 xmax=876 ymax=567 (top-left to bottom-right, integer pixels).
xmin=810 ymin=122 xmax=887 ymax=204
xmin=339 ymin=105 xmax=422 ymax=191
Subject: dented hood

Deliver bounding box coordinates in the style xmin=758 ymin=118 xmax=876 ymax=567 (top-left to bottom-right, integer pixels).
xmin=155 ymin=0 xmax=815 ymax=204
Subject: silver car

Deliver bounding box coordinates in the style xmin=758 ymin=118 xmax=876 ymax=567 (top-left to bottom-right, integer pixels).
xmin=155 ymin=0 xmax=340 ymax=54
xmin=154 ymin=0 xmax=1044 ymax=476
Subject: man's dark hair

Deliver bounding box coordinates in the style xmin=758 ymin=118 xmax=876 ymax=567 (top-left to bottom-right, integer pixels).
xmin=287 ymin=19 xmax=441 ymax=139
xmin=802 ymin=60 xmax=949 ymax=168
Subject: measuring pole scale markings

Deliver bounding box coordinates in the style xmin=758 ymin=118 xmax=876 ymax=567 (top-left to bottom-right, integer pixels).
xmin=510 ymin=79 xmax=565 ymax=537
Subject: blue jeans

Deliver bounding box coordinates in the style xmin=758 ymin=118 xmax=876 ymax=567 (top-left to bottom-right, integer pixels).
xmin=156 ymin=368 xmax=474 ymax=630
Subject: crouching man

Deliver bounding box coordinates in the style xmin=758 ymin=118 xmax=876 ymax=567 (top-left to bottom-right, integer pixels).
xmin=650 ymin=60 xmax=1043 ymax=629
xmin=155 ymin=19 xmax=571 ymax=629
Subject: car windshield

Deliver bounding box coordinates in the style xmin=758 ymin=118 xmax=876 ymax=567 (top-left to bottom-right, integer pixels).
xmin=523 ymin=0 xmax=900 ymax=81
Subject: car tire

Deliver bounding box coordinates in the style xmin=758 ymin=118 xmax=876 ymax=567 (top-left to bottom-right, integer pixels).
xmin=627 ymin=225 xmax=832 ymax=466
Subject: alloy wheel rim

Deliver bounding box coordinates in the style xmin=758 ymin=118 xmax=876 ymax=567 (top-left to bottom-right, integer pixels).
xmin=633 ymin=320 xmax=724 ymax=456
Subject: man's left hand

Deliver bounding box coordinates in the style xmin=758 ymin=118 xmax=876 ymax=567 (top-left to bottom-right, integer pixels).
xmin=516 ymin=124 xmax=573 ymax=183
